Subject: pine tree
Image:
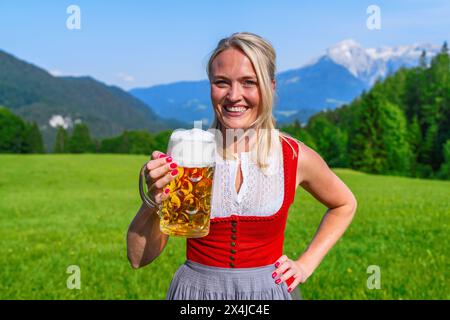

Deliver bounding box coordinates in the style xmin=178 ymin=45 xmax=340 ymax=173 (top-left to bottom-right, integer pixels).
xmin=54 ymin=126 xmax=69 ymax=153
xmin=306 ymin=114 xmax=347 ymax=167
xmin=67 ymin=123 xmax=96 ymax=153
xmin=441 ymin=41 xmax=448 ymax=54
xmin=407 ymin=115 xmax=422 ymax=177
xmin=437 ymin=140 xmax=450 ymax=179
xmin=0 ymin=107 xmax=26 ymax=153
xmin=22 ymin=122 xmax=45 ymax=153
xmin=419 ymin=50 xmax=427 ymax=69
xmin=379 ymin=101 xmax=411 ymax=175
xmin=348 ymin=89 xmax=410 ymax=175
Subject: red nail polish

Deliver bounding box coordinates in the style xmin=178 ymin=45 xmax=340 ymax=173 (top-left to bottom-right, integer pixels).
xmin=165 ymin=156 xmax=173 ymax=163
xmin=171 ymin=169 xmax=178 ymax=176
xmin=272 ymin=272 xmax=277 ymax=278
xmin=275 ymin=279 xmax=281 ymax=285
xmin=169 ymin=162 xmax=177 ymax=169
xmin=288 ymin=287 xmax=292 ymax=293
xmin=275 ymin=262 xmax=280 ymax=268
xmin=164 ymin=188 xmax=170 ymax=194
xmin=158 ymin=154 xmax=166 ymax=159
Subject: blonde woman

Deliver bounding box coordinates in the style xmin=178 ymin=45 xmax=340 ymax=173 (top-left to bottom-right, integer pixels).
xmin=127 ymin=32 xmax=357 ymax=300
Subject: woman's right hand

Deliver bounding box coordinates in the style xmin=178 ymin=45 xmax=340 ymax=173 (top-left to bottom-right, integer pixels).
xmin=144 ymin=150 xmax=179 ymax=206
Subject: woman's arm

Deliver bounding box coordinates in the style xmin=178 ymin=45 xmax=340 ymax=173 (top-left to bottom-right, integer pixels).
xmin=127 ymin=203 xmax=169 ymax=269
xmin=274 ymin=140 xmax=357 ymax=291
xmin=127 ymin=151 xmax=177 ymax=269
xmin=295 ymin=141 xmax=357 ymax=278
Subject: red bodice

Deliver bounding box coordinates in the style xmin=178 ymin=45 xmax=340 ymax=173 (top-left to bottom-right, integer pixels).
xmin=186 ymin=135 xmax=299 ymax=274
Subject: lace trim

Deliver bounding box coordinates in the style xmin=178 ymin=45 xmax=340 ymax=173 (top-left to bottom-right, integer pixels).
xmin=210 ymin=135 xmax=297 ymax=223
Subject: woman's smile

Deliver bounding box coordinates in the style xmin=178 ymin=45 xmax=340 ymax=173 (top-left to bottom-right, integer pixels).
xmin=222 ymin=104 xmax=250 ymax=117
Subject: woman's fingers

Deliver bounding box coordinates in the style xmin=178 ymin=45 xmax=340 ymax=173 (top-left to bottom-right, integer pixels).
xmin=154 ymin=187 xmax=171 ymax=204
xmin=151 ymin=150 xmax=166 ymax=160
xmin=154 ymin=170 xmax=179 ymax=189
xmin=272 ymin=258 xmax=291 ymax=283
xmin=274 ymin=255 xmax=288 ymax=268
xmin=272 ymin=255 xmax=308 ymax=292
xmin=147 ymin=154 xmax=173 ymax=171
xmin=142 ymin=150 xmax=178 ymax=206
xmin=148 ymin=160 xmax=178 ymax=180
xmin=286 ymin=276 xmax=302 ymax=293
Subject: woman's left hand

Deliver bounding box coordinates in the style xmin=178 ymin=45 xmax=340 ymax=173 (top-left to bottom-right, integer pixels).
xmin=272 ymin=255 xmax=310 ymax=293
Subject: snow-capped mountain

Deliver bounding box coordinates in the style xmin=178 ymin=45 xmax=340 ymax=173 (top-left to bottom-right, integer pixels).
xmin=326 ymin=39 xmax=440 ymax=86
xmin=130 ymin=39 xmax=442 ymax=126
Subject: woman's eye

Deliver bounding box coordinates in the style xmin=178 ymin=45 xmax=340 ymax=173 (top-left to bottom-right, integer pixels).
xmin=214 ymin=80 xmax=228 ymax=87
xmin=243 ymin=80 xmax=257 ymax=87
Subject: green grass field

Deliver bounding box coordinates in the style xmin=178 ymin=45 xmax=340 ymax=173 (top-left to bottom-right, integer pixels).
xmin=0 ymin=154 xmax=448 ymax=299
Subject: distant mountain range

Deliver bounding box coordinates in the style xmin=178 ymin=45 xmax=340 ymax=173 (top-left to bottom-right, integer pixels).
xmin=0 ymin=50 xmax=186 ymax=152
xmin=0 ymin=39 xmax=441 ymax=153
xmin=130 ymin=39 xmax=441 ymax=126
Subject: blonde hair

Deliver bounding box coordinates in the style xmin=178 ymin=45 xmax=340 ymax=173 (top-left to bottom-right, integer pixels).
xmin=207 ymin=32 xmax=285 ymax=173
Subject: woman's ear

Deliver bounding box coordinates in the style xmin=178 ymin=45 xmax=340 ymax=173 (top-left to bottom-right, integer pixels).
xmin=272 ymin=79 xmax=276 ymax=91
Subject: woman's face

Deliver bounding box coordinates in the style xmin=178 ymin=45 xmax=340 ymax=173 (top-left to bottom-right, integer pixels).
xmin=210 ymin=47 xmax=260 ymax=131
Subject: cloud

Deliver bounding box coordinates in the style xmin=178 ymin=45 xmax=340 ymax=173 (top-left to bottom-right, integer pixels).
xmin=49 ymin=69 xmax=64 ymax=77
xmin=117 ymin=72 xmax=136 ymax=82
xmin=275 ymin=110 xmax=298 ymax=117
xmin=49 ymin=115 xmax=73 ymax=129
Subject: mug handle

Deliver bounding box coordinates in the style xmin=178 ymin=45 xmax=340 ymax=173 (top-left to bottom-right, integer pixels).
xmin=139 ymin=164 xmax=162 ymax=217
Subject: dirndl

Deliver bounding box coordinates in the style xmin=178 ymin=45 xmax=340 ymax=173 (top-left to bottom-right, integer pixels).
xmin=166 ymin=260 xmax=301 ymax=300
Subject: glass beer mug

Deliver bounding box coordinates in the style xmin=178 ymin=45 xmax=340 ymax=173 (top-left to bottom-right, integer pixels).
xmin=139 ymin=128 xmax=216 ymax=238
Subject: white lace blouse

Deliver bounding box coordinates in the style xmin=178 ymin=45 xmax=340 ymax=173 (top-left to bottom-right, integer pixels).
xmin=210 ymin=143 xmax=285 ymax=218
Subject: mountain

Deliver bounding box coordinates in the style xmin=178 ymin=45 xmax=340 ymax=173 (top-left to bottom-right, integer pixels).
xmin=0 ymin=50 xmax=186 ymax=152
xmin=325 ymin=39 xmax=440 ymax=86
xmin=130 ymin=39 xmax=441 ymax=126
xmin=130 ymin=80 xmax=212 ymax=127
xmin=274 ymin=55 xmax=367 ymax=124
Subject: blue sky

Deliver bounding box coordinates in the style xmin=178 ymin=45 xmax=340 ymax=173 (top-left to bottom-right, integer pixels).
xmin=1 ymin=0 xmax=449 ymax=89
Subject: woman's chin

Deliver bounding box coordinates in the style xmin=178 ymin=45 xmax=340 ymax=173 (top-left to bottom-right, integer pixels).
xmin=221 ymin=118 xmax=250 ymax=130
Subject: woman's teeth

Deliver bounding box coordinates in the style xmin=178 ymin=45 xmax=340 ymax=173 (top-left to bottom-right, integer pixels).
xmin=224 ymin=106 xmax=247 ymax=112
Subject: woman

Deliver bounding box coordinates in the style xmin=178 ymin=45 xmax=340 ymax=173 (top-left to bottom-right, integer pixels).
xmin=127 ymin=32 xmax=357 ymax=300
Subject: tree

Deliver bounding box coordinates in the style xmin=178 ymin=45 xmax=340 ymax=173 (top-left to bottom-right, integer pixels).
xmin=67 ymin=123 xmax=96 ymax=153
xmin=348 ymin=89 xmax=411 ymax=175
xmin=100 ymin=130 xmax=156 ymax=154
xmin=419 ymin=50 xmax=427 ymax=69
xmin=379 ymin=101 xmax=411 ymax=175
xmin=54 ymin=126 xmax=69 ymax=153
xmin=0 ymin=106 xmax=26 ymax=153
xmin=305 ymin=114 xmax=348 ymax=167
xmin=437 ymin=140 xmax=450 ymax=180
xmin=22 ymin=121 xmax=45 ymax=153
xmin=152 ymin=130 xmax=173 ymax=154
xmin=279 ymin=122 xmax=317 ymax=151
xmin=407 ymin=115 xmax=422 ymax=177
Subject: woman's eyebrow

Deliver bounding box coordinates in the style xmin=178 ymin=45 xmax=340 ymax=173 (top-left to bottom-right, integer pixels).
xmin=213 ymin=74 xmax=257 ymax=80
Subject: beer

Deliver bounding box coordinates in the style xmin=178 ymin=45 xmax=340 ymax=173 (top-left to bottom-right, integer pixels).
xmin=157 ymin=128 xmax=216 ymax=238
xmin=159 ymin=166 xmax=214 ymax=237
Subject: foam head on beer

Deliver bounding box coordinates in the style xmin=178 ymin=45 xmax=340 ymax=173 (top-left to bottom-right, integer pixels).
xmin=168 ymin=128 xmax=216 ymax=168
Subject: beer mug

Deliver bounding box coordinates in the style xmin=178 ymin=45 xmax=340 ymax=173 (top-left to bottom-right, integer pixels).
xmin=139 ymin=128 xmax=216 ymax=238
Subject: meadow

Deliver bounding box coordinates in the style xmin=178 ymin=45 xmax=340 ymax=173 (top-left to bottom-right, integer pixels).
xmin=0 ymin=154 xmax=448 ymax=299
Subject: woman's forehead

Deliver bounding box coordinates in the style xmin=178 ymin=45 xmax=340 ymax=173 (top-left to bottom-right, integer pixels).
xmin=211 ymin=48 xmax=256 ymax=77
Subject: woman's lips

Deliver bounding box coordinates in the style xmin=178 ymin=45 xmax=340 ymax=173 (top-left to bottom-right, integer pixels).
xmin=223 ymin=105 xmax=249 ymax=117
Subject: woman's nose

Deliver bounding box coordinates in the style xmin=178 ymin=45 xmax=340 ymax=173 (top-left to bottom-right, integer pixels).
xmin=227 ymin=83 xmax=243 ymax=102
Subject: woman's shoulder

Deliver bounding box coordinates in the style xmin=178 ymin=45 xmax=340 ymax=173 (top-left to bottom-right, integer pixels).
xmin=278 ymin=131 xmax=304 ymax=158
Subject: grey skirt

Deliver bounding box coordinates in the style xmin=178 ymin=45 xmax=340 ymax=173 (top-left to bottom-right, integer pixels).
xmin=166 ymin=260 xmax=301 ymax=300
